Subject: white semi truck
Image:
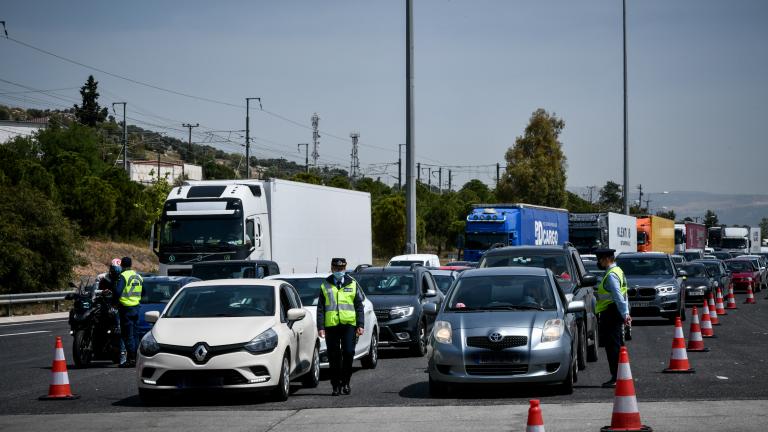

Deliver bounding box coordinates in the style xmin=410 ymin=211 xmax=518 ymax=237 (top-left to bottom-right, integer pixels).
xmin=151 ymin=179 xmax=372 ymax=276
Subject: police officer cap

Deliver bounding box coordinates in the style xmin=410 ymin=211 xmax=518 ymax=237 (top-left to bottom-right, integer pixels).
xmin=594 ymin=248 xmax=616 ymax=258
xmin=120 ymin=256 xmax=132 ymax=268
xmin=331 ymin=257 xmax=347 ymax=267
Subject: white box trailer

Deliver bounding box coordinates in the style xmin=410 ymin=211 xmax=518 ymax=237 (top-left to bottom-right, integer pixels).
xmin=153 ymin=179 xmax=372 ymax=276
xmin=607 ymin=213 xmax=637 ymax=254
xmin=750 ymin=227 xmax=762 ymax=254
xmin=569 ymin=212 xmax=636 ymax=255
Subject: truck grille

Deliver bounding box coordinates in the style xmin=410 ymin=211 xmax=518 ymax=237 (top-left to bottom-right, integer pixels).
xmin=465 ymin=364 xmax=529 ymax=376
xmin=466 ymin=336 xmax=527 ymax=350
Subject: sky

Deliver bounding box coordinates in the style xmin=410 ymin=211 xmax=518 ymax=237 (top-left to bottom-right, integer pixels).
xmin=1 ymin=0 xmax=766 ymax=194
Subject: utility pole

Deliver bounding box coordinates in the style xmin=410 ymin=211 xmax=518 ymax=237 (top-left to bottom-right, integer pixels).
xmin=622 ymin=0 xmax=630 ymax=215
xmin=157 ymin=151 xmax=161 ymax=183
xmin=398 ymin=144 xmax=405 ymax=190
xmin=448 ymin=169 xmax=452 ymax=191
xmin=496 ymin=162 xmax=501 ymax=188
xmin=427 ymin=167 xmax=432 ymax=189
xmin=311 ymin=113 xmax=321 ymax=168
xmin=586 ymin=185 xmax=597 ymax=204
xmin=417 ymin=162 xmax=421 ymax=183
xmin=438 ymin=167 xmax=442 ymax=194
xmin=644 ymin=199 xmax=651 ymax=214
xmin=349 ymin=132 xmax=360 ymax=180
xmin=113 ymin=102 xmax=127 ymax=172
xmin=297 ymin=143 xmax=309 ymax=172
xmin=245 ymin=97 xmax=261 ymax=179
xmin=405 ymin=0 xmax=417 ymax=253
xmin=637 ymin=184 xmax=643 ymax=211
xmin=182 ymin=123 xmax=199 ymax=163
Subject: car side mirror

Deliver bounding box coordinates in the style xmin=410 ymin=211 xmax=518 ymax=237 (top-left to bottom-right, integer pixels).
xmin=581 ymin=274 xmax=597 ymax=287
xmin=567 ymin=300 xmax=586 ymax=313
xmin=677 ymin=270 xmax=688 ymax=278
xmin=287 ymin=308 xmax=306 ymax=322
xmin=423 ymin=303 xmax=438 ymax=315
xmin=145 ymin=311 xmax=160 ymax=323
xmin=425 ymin=289 xmax=438 ymax=298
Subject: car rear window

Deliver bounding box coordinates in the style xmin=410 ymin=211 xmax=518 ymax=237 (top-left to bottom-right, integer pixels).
xmin=480 ymin=253 xmax=572 ymax=281
xmin=615 ymin=257 xmax=674 ymax=276
xmin=446 ymin=275 xmax=555 ymax=311
xmin=388 ymin=260 xmax=424 ymax=267
xmin=275 ymin=277 xmax=324 ymax=306
xmin=680 ymin=264 xmax=708 ymax=278
xmin=165 ymin=285 xmax=275 ymax=318
xmin=356 ymin=274 xmax=416 ymax=295
xmin=140 ymin=281 xmax=182 ymax=304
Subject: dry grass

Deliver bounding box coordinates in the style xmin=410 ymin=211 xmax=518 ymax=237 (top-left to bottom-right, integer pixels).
xmin=73 ymin=239 xmax=159 ymax=279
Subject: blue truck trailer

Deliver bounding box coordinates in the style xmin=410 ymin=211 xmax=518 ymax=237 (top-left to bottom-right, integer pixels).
xmin=463 ymin=203 xmax=569 ymax=261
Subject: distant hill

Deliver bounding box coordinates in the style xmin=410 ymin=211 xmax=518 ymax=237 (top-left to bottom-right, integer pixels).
xmin=569 ymin=187 xmax=768 ymax=226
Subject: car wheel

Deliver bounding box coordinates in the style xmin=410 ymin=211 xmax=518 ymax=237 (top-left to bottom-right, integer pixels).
xmin=72 ymin=329 xmax=92 ymax=368
xmin=428 ymin=376 xmax=452 ymax=398
xmin=587 ymin=325 xmax=599 ymax=362
xmin=360 ymin=332 xmax=379 ymax=369
xmin=302 ymin=346 xmax=320 ymax=388
xmin=409 ymin=320 xmax=427 ymax=357
xmin=558 ymin=357 xmax=575 ymax=395
xmin=577 ymin=324 xmax=587 ymax=371
xmin=138 ymin=388 xmax=161 ymax=405
xmin=270 ymin=354 xmax=290 ymax=402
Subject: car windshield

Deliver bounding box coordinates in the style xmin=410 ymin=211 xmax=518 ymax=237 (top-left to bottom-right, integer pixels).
xmin=356 ymin=274 xmax=416 ymax=295
xmin=465 ymin=233 xmax=507 ymax=250
xmin=446 ymin=275 xmax=556 ymax=311
xmin=637 ymin=231 xmax=648 ymax=245
xmin=680 ymin=264 xmax=708 ymax=278
xmin=726 ymin=261 xmax=752 ymax=272
xmin=192 ymin=263 xmax=265 ymax=280
xmin=480 ymin=253 xmax=572 ymax=280
xmin=159 ymin=217 xmax=244 ymax=249
xmin=721 ymin=238 xmax=747 ymax=249
xmin=165 ymin=285 xmax=275 ymax=318
xmin=698 ymin=262 xmax=723 ymax=276
xmin=388 ymin=260 xmax=424 ymax=267
xmin=140 ymin=281 xmax=182 ymax=304
xmin=616 ymin=257 xmax=674 ymax=276
xmin=275 ymin=277 xmax=324 ymax=306
xmin=670 ymin=256 xmax=685 ymax=264
xmin=682 ymin=252 xmax=701 ymax=261
xmin=432 ymin=275 xmax=455 ymax=294
xmin=713 ymin=252 xmax=732 ymax=260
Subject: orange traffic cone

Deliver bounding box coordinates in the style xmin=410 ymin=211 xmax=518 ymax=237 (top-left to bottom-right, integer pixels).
xmin=39 ymin=336 xmax=79 ymax=400
xmin=707 ymin=294 xmax=720 ymax=325
xmin=526 ymin=399 xmax=545 ymax=432
xmin=663 ymin=317 xmax=695 ymax=373
xmin=726 ymin=284 xmax=738 ymax=310
xmin=601 ymin=347 xmax=652 ymax=432
xmin=687 ymin=306 xmax=709 ymax=352
xmin=745 ymin=285 xmax=756 ymax=304
xmin=700 ymin=299 xmax=715 ymax=338
xmin=715 ymin=288 xmax=727 ymax=315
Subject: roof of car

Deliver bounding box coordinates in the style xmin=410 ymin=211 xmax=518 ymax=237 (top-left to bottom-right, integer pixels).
xmin=183 ymin=279 xmax=284 ymax=289
xmin=693 ymin=259 xmax=722 ymax=264
xmin=459 ymin=267 xmax=550 ymax=277
xmin=428 ymin=269 xmax=458 ymax=277
xmin=617 ymin=252 xmax=670 ymax=258
xmin=265 ymin=273 xmax=329 ymax=280
xmin=353 ymin=266 xmax=426 ymax=275
xmin=388 ymin=254 xmax=439 ymax=261
xmin=142 ymin=276 xmax=200 ymax=283
xmin=483 ymin=245 xmax=572 ymax=255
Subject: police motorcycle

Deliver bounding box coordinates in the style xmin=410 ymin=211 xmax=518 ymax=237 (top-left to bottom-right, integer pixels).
xmin=65 ymin=275 xmax=122 ymax=367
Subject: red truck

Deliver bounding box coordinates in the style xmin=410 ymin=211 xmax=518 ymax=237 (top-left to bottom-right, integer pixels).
xmin=674 ymin=222 xmax=706 ymax=254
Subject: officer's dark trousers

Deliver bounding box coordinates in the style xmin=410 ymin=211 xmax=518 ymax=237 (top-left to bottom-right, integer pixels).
xmin=325 ymin=324 xmax=356 ymax=387
xmin=598 ymin=305 xmax=625 ymax=380
xmin=119 ymin=306 xmax=139 ymax=361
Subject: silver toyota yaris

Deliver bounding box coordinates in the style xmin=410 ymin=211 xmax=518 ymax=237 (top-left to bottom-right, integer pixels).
xmin=425 ymin=267 xmax=585 ymax=396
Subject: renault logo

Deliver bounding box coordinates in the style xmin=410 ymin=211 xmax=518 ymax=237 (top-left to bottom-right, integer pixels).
xmin=193 ymin=344 xmax=208 ymax=362
xmin=488 ymin=332 xmax=503 ymax=343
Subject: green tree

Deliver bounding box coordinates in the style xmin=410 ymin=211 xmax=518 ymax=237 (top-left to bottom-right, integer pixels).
xmin=73 ymin=176 xmax=118 ymax=235
xmin=73 ymin=75 xmax=108 ymax=127
xmin=203 ymin=159 xmax=237 ymax=180
xmin=372 ymin=195 xmax=406 ymax=257
xmin=327 ymin=175 xmax=351 ymax=189
xmin=423 ymin=195 xmax=460 ymax=255
xmin=355 ymin=177 xmax=392 ymax=201
xmin=703 ymin=210 xmax=719 ymax=229
xmin=760 ymin=217 xmax=768 ymax=240
xmin=291 ymin=171 xmax=322 ymax=185
xmin=460 ymin=180 xmax=494 ymax=203
xmin=598 ymin=181 xmax=623 ymax=212
xmin=683 ymin=216 xmax=693 ymax=222
xmin=566 ymin=191 xmax=598 ymax=213
xmin=656 ymin=209 xmax=676 ymax=221
xmin=497 ymin=109 xmax=567 ymax=207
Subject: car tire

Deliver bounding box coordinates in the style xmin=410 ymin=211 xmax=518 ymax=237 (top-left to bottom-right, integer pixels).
xmin=72 ymin=329 xmax=92 ymax=368
xmin=558 ymin=357 xmax=575 ymax=395
xmin=428 ymin=376 xmax=452 ymax=398
xmin=409 ymin=320 xmax=428 ymax=357
xmin=577 ymin=324 xmax=587 ymax=371
xmin=360 ymin=332 xmax=379 ymax=369
xmin=302 ymin=346 xmax=320 ymax=388
xmin=587 ymin=326 xmax=599 ymax=363
xmin=138 ymin=388 xmax=161 ymax=405
xmin=270 ymin=354 xmax=291 ymax=402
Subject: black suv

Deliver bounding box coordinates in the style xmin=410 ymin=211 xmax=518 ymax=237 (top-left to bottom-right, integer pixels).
xmin=477 ymin=244 xmax=599 ymax=370
xmin=350 ymin=265 xmax=444 ymax=357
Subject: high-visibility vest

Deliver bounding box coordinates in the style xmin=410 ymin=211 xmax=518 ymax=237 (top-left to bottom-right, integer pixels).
xmin=321 ymin=278 xmax=358 ymax=327
xmin=596 ymin=265 xmax=627 ymax=314
xmin=119 ymin=270 xmax=143 ymax=307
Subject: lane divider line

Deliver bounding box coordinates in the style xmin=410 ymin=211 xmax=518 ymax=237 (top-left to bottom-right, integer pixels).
xmin=0 ymin=330 xmax=51 ymax=337
xmin=0 ymin=319 xmax=68 ymax=328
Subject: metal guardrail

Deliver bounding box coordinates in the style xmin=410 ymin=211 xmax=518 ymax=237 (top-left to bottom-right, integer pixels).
xmin=0 ymin=291 xmax=74 ymax=316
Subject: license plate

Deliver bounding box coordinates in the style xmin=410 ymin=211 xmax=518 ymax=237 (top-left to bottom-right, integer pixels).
xmin=630 ymin=301 xmax=652 ymax=308
xmin=473 ymin=352 xmax=522 ymax=364
xmin=688 ymin=289 xmax=704 ymax=296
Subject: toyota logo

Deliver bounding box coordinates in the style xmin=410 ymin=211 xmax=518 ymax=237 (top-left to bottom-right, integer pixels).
xmin=488 ymin=332 xmax=503 ymax=343
xmin=193 ymin=343 xmax=208 ymax=362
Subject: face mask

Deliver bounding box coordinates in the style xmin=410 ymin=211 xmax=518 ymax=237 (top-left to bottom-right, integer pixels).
xmin=333 ymin=271 xmax=345 ymax=280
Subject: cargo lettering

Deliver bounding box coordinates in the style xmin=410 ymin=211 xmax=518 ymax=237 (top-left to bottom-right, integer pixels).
xmin=617 ymin=226 xmax=631 ymax=239
xmin=534 ymin=220 xmax=559 ymax=245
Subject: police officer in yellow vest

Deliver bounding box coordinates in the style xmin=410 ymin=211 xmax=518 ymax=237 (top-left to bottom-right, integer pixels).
xmin=316 ymin=258 xmax=364 ymax=396
xmin=114 ymin=256 xmax=143 ymax=368
xmin=595 ymin=248 xmax=631 ymax=388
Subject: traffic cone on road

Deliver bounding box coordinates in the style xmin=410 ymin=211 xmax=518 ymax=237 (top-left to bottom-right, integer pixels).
xmin=726 ymin=284 xmax=738 ymax=310
xmin=526 ymin=399 xmax=545 ymax=432
xmin=745 ymin=285 xmax=756 ymax=304
xmin=687 ymin=306 xmax=709 ymax=352
xmin=707 ymin=294 xmax=720 ymax=325
xmin=715 ymin=288 xmax=727 ymax=315
xmin=39 ymin=336 xmax=79 ymax=400
xmin=700 ymin=301 xmax=715 ymax=338
xmin=601 ymin=347 xmax=653 ymax=432
xmin=663 ymin=317 xmax=695 ymax=373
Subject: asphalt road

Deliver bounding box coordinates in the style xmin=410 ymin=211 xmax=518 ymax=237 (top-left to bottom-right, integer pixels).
xmin=1 ymin=293 xmax=767 ymax=416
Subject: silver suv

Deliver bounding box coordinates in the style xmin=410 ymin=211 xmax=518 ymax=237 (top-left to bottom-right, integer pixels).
xmin=615 ymin=253 xmax=687 ymax=321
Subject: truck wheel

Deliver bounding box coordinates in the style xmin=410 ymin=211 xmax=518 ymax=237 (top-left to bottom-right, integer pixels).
xmin=409 ymin=320 xmax=427 ymax=357
xmin=577 ymin=324 xmax=587 ymax=371
xmin=360 ymin=332 xmax=379 ymax=369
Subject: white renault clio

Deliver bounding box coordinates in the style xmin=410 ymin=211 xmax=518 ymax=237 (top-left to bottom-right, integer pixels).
xmin=136 ymin=279 xmax=319 ymax=403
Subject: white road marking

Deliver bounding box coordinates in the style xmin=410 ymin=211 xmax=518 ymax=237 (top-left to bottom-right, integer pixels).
xmin=0 ymin=319 xmax=67 ymax=328
xmin=0 ymin=330 xmax=51 ymax=337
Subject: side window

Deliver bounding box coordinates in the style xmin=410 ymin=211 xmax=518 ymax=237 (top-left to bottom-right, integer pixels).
xmin=571 ymin=252 xmax=586 ymax=280
xmin=285 ymin=284 xmax=302 ymax=308
xmin=552 ymin=277 xmax=568 ymax=306
xmin=279 ymin=287 xmax=291 ymax=322
xmin=421 ymin=274 xmax=430 ymax=294
xmin=246 ymin=219 xmax=255 ymax=245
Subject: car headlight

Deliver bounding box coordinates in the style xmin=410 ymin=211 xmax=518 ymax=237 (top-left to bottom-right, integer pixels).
xmin=745 ymin=277 xmax=753 ymax=281
xmin=656 ymin=284 xmax=676 ymax=293
xmin=390 ymin=306 xmax=414 ymax=319
xmin=139 ymin=331 xmax=160 ymax=357
xmin=433 ymin=320 xmax=452 ymax=344
xmin=541 ymin=319 xmax=564 ymax=342
xmin=244 ymin=328 xmax=278 ymax=354
xmin=713 ymin=281 xmax=719 ymax=287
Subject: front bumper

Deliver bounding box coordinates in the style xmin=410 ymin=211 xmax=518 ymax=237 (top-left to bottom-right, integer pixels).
xmin=627 ymin=288 xmax=680 ymax=317
xmin=684 ymin=287 xmax=710 ymax=305
xmin=376 ymin=316 xmax=419 ymax=347
xmin=137 ymin=350 xmax=280 ymax=391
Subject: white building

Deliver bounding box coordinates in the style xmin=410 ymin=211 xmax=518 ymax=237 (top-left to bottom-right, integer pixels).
xmin=128 ymin=160 xmax=203 ymax=185
xmin=0 ymin=120 xmax=47 ymax=143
